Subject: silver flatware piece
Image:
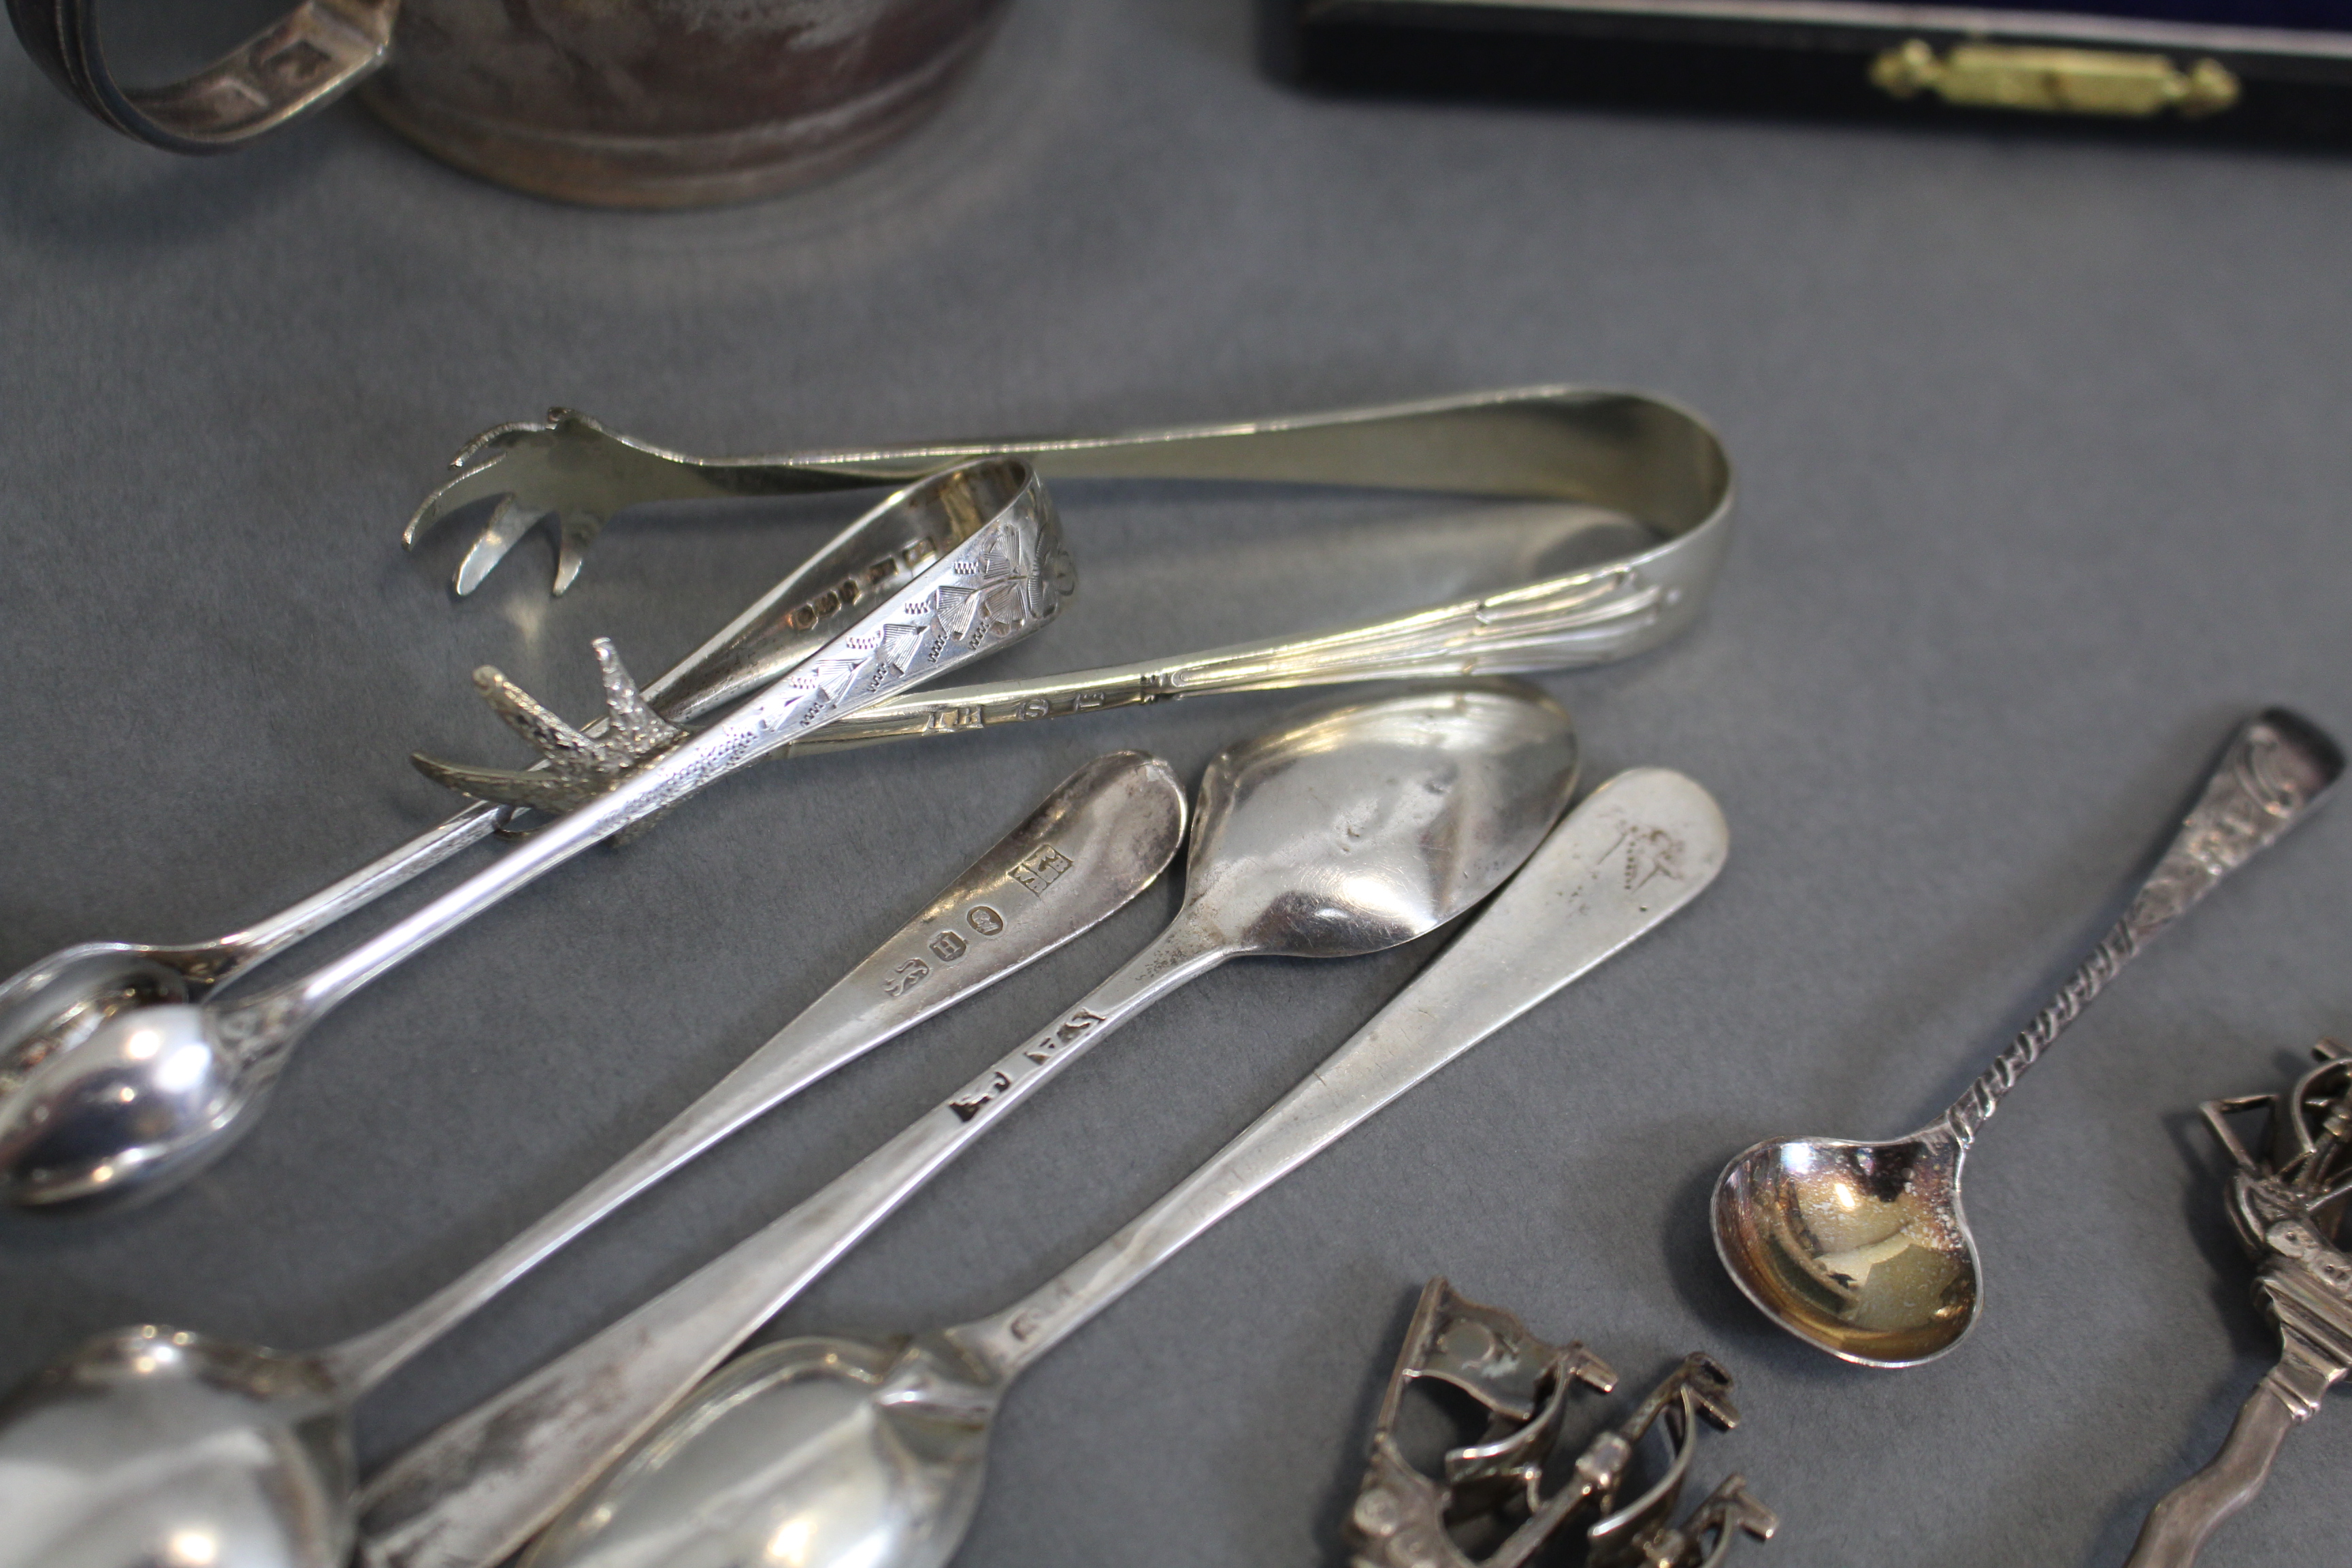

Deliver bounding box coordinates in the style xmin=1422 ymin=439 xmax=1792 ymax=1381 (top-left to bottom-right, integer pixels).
xmin=0 ymin=461 xmax=1067 ymax=1209
xmin=1713 ymin=708 xmax=2343 ymax=1367
xmin=404 ymin=387 xmax=1731 ymax=606
xmin=511 ymin=764 xmax=1729 ymax=1568
xmin=2124 ymin=1041 xmax=2352 ymax=1568
xmin=0 ymin=744 xmax=1173 ymax=1568
xmin=355 ymin=683 xmax=1582 ymax=1568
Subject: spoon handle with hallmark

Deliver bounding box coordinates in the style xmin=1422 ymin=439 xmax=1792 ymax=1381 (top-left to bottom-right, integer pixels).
xmin=353 ymin=913 xmax=1241 ymax=1568
xmin=1940 ymin=710 xmax=2342 ymax=1148
xmin=312 ymin=752 xmax=1185 ymax=1395
xmin=947 ymin=767 xmax=1729 ymax=1384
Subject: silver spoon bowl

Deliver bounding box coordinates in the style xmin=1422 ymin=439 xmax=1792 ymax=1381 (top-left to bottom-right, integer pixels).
xmin=0 ymin=1328 xmax=348 ymax=1568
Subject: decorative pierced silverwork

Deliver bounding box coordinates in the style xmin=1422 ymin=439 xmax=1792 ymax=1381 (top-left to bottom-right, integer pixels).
xmin=411 ymin=640 xmax=687 ymax=816
xmin=411 ymin=502 xmax=1064 ymax=819
xmin=2124 ymin=1041 xmax=2352 ymax=1568
xmin=1345 ymin=1279 xmax=1776 ymax=1568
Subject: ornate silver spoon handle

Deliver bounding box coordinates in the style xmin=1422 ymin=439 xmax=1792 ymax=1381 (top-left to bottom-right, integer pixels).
xmin=947 ymin=767 xmax=1728 ymax=1382
xmin=1940 ymin=709 xmax=2342 ymax=1147
xmin=2125 ymin=1045 xmax=2352 ymax=1567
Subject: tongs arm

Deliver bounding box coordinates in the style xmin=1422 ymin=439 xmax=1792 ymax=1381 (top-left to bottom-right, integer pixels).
xmin=407 ymin=387 xmax=1733 ymax=598
xmin=785 ymin=559 xmax=1680 ymax=757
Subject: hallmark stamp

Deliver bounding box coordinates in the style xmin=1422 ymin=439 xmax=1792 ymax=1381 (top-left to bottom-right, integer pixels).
xmin=1024 ymin=1009 xmax=1104 ymax=1064
xmin=883 ymin=958 xmax=930 ymax=998
xmin=1011 ymin=845 xmax=1075 ymax=896
xmin=930 ymin=930 xmax=968 ymax=962
xmin=967 ymin=904 xmax=1005 ymax=936
xmin=950 ymin=1068 xmax=1013 ymax=1122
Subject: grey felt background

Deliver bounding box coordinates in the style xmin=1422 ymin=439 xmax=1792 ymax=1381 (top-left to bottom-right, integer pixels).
xmin=5 ymin=3 xmax=2351 ymax=1563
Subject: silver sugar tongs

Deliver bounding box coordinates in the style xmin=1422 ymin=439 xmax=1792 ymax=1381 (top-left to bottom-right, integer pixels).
xmin=406 ymin=385 xmax=1733 ymax=808
xmin=409 ymin=385 xmax=1732 ymax=597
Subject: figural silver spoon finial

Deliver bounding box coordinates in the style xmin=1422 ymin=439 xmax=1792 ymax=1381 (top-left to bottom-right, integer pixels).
xmin=1345 ymin=1278 xmax=1776 ymax=1568
xmin=2123 ymin=1041 xmax=2352 ymax=1568
xmin=1713 ymin=708 xmax=2343 ymax=1367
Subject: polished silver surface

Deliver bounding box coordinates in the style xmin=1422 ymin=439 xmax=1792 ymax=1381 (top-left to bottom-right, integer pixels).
xmin=6 ymin=0 xmax=396 ymax=152
xmin=353 ymin=685 xmax=1582 ymax=1568
xmin=403 ymin=390 xmax=1733 ymax=634
xmin=775 ymin=555 xmax=1685 ymax=760
xmin=1714 ymin=708 xmax=2346 ymax=1367
xmin=0 ymin=386 xmax=1725 ymax=1139
xmin=1344 ymin=1279 xmax=1775 ymax=1568
xmin=506 ymin=765 xmax=1726 ymax=1568
xmin=2123 ymin=1041 xmax=2352 ymax=1568
xmin=0 ymin=461 xmax=1066 ymax=1210
xmin=0 ymin=750 xmax=1167 ymax=1568
xmin=0 ymin=449 xmax=1011 ymax=1202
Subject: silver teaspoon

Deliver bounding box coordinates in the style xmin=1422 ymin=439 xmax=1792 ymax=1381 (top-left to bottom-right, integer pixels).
xmin=0 ymin=460 xmax=1067 ymax=1211
xmin=354 ymin=683 xmax=1582 ymax=1568
xmin=0 ymin=466 xmax=963 ymax=1198
xmin=0 ymin=749 xmax=1179 ymax=1568
xmin=518 ymin=766 xmax=1729 ymax=1568
xmin=1714 ymin=708 xmax=2344 ymax=1368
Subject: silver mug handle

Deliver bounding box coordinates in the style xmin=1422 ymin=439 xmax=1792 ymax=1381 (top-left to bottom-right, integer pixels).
xmin=6 ymin=0 xmax=395 ymax=150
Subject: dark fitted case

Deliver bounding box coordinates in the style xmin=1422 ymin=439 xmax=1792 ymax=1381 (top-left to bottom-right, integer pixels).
xmin=1288 ymin=1 xmax=2352 ymax=142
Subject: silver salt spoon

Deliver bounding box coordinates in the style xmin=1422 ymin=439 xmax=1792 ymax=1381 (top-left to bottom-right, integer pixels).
xmin=1714 ymin=708 xmax=2342 ymax=1367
